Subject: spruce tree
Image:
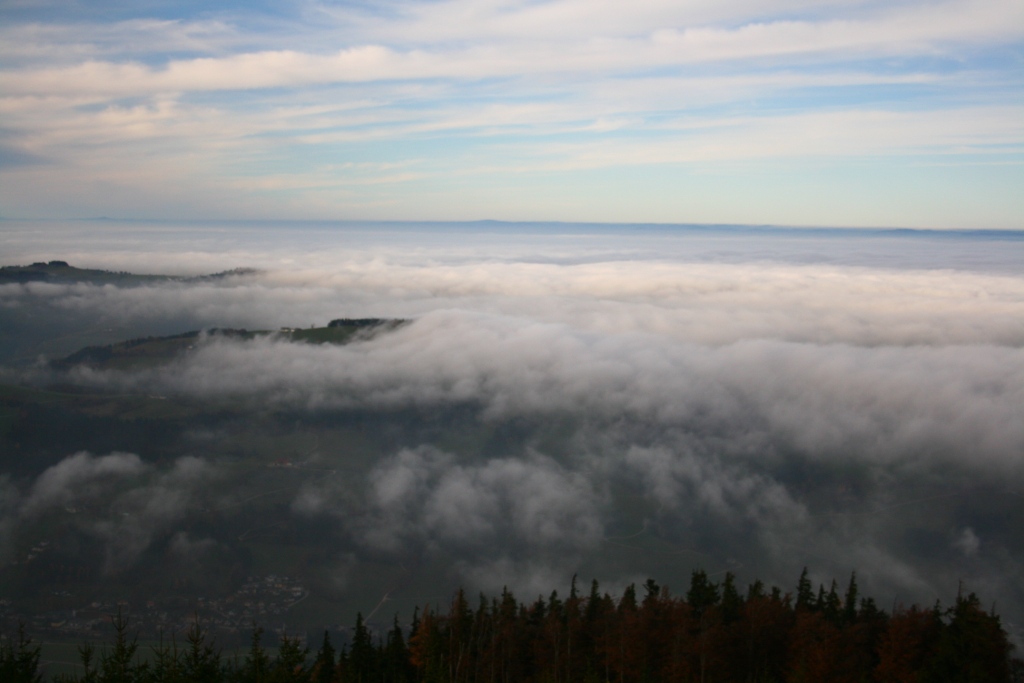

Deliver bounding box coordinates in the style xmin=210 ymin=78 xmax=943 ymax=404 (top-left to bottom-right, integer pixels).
xmin=0 ymin=623 xmax=42 ymax=683
xmin=348 ymin=613 xmax=374 ymax=683
xmin=270 ymin=635 xmax=308 ymax=683
xmin=842 ymin=573 xmax=859 ymax=625
xmin=99 ymin=608 xmax=143 ymax=683
xmin=183 ymin=619 xmax=222 ymax=683
xmin=686 ymin=570 xmax=719 ymax=617
xmin=795 ymin=567 xmax=814 ymax=611
xmin=312 ymin=631 xmax=335 ymax=683
xmin=241 ymin=626 xmax=271 ymax=683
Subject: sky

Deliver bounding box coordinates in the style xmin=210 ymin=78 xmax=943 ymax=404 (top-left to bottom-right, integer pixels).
xmin=1 ymin=0 xmax=1022 ymax=227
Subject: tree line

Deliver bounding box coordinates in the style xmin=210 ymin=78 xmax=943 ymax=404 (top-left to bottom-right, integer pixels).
xmin=4 ymin=568 xmax=1021 ymax=682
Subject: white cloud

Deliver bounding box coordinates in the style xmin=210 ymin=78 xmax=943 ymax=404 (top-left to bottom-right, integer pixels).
xmin=343 ymin=446 xmax=603 ymax=554
xmin=952 ymin=527 xmax=981 ymax=557
xmin=3 ymin=223 xmax=1023 ymax=630
xmin=3 ymin=1 xmax=1021 ymax=98
xmin=18 ymin=452 xmax=216 ymax=573
xmin=0 ymin=1 xmax=1019 ymax=223
xmin=22 ymin=451 xmax=146 ymax=516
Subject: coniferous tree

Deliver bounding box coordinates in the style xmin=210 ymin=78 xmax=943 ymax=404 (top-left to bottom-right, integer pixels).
xmin=29 ymin=567 xmax=1023 ymax=683
xmin=383 ymin=615 xmax=412 ymax=683
xmin=924 ymin=591 xmax=1012 ymax=683
xmin=183 ymin=619 xmax=222 ymax=683
xmin=613 ymin=584 xmax=638 ymax=683
xmin=580 ymin=580 xmax=608 ymax=683
xmin=823 ymin=579 xmax=842 ymax=623
xmin=564 ymin=576 xmax=583 ymax=683
xmin=685 ymin=571 xmax=719 ymax=618
xmin=795 ymin=567 xmax=815 ymax=612
xmin=408 ymin=608 xmax=445 ymax=683
xmin=149 ymin=631 xmax=183 ymax=683
xmin=269 ymin=635 xmax=309 ymax=683
xmin=447 ymin=590 xmax=473 ymax=683
xmin=842 ymin=572 xmax=859 ymax=625
xmin=312 ymin=631 xmax=336 ymax=683
xmin=99 ymin=609 xmax=143 ymax=683
xmin=836 ymin=594 xmax=888 ymax=683
xmin=739 ymin=584 xmax=790 ymax=683
xmin=686 ymin=571 xmax=721 ymax=683
xmin=0 ymin=623 xmax=42 ymax=683
xmin=638 ymin=576 xmax=668 ymax=679
xmin=814 ymin=584 xmax=827 ymax=613
xmin=711 ymin=573 xmax=745 ymax=682
xmin=719 ymin=573 xmax=742 ymax=625
xmin=490 ymin=590 xmax=520 ymax=683
xmin=78 ymin=642 xmax=99 ymax=683
xmin=348 ymin=613 xmax=375 ymax=683
xmin=240 ymin=626 xmax=271 ymax=683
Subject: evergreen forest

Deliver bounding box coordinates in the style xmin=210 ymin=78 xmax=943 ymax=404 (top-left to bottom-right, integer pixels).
xmin=3 ymin=569 xmax=1020 ymax=683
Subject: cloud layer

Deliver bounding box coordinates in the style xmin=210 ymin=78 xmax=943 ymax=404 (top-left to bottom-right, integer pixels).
xmin=0 ymin=1 xmax=1021 ymax=225
xmin=2 ymin=224 xmax=1023 ymax=643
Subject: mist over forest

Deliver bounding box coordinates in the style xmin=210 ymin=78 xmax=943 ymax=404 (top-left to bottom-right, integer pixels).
xmin=1 ymin=221 xmax=1022 ymax=656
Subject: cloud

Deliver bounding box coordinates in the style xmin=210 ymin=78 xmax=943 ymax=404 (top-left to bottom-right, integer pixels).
xmin=300 ymin=446 xmax=603 ymax=559
xmin=18 ymin=452 xmax=215 ymax=573
xmin=63 ymin=308 xmax=1020 ymax=476
xmin=168 ymin=531 xmax=218 ymax=561
xmin=3 ymin=1 xmax=1020 ymax=98
xmin=952 ymin=527 xmax=980 ymax=557
xmin=10 ymin=252 xmax=1015 ymax=489
xmin=5 ymin=251 xmax=1024 ymax=347
xmin=22 ymin=451 xmax=146 ymax=516
xmin=0 ymin=1 xmax=1020 ymax=225
xmin=3 ymin=225 xmax=1024 ymax=634
xmin=623 ymin=446 xmax=809 ymax=528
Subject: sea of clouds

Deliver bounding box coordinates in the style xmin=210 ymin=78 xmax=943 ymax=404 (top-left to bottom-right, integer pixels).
xmin=1 ymin=220 xmax=1022 ymax=639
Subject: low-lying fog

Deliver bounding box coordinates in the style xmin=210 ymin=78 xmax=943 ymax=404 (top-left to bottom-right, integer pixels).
xmin=2 ymin=220 xmax=1022 ymax=643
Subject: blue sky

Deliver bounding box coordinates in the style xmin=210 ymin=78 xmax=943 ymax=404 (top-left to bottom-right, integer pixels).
xmin=1 ymin=0 xmax=1022 ymax=227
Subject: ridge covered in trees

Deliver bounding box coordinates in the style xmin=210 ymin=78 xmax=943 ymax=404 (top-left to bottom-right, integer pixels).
xmin=5 ymin=569 xmax=1020 ymax=682
xmin=0 ymin=261 xmax=259 ymax=286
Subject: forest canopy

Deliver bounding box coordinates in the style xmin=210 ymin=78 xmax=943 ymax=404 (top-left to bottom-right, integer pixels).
xmin=5 ymin=569 xmax=1020 ymax=683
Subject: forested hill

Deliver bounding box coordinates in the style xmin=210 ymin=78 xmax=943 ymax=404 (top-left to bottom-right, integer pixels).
xmin=0 ymin=261 xmax=258 ymax=286
xmin=49 ymin=320 xmax=407 ymax=371
xmin=4 ymin=569 xmax=1020 ymax=682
